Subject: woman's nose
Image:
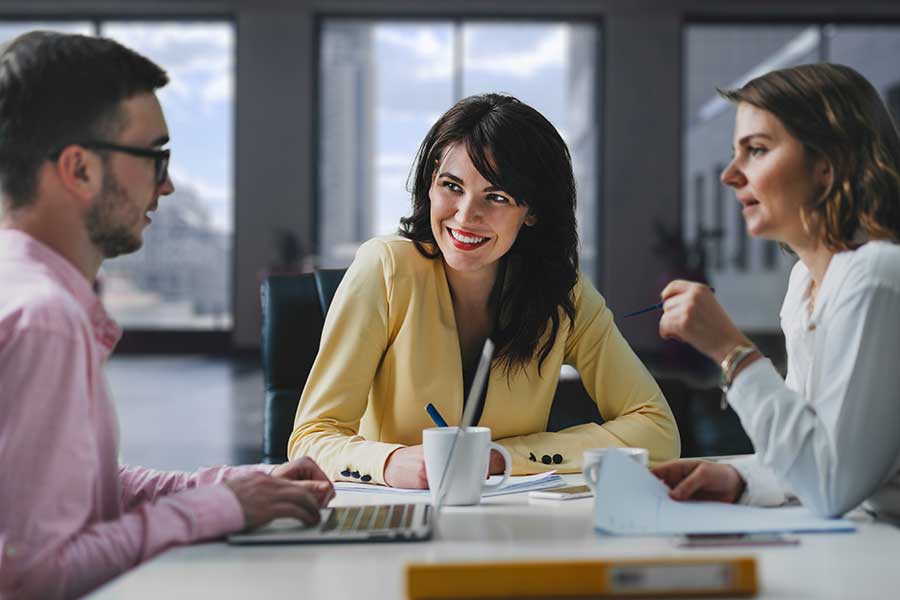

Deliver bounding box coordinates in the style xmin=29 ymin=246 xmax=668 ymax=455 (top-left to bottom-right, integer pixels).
xmin=720 ymin=159 xmax=745 ymax=188
xmin=455 ymin=194 xmax=482 ymax=224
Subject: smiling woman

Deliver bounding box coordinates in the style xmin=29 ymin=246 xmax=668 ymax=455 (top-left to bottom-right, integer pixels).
xmin=288 ymin=93 xmax=680 ymax=490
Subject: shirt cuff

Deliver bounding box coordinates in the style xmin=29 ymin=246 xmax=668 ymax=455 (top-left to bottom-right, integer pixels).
xmin=181 ymin=483 xmax=246 ymax=537
xmin=728 ymin=455 xmax=790 ymax=507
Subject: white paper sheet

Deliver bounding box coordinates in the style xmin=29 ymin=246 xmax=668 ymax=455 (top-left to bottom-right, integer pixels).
xmin=335 ymin=471 xmax=564 ymax=497
xmin=593 ymin=449 xmax=856 ymax=535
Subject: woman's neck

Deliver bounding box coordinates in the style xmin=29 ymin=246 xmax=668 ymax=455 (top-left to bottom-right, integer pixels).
xmin=793 ymin=237 xmax=835 ymax=293
xmin=443 ymin=262 xmax=498 ymax=311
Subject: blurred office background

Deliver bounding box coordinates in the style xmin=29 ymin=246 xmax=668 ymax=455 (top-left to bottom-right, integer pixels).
xmin=3 ymin=1 xmax=900 ymax=470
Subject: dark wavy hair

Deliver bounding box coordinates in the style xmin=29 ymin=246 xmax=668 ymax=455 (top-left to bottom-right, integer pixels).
xmin=0 ymin=31 xmax=168 ymax=210
xmin=400 ymin=93 xmax=579 ymax=375
xmin=719 ymin=63 xmax=900 ymax=250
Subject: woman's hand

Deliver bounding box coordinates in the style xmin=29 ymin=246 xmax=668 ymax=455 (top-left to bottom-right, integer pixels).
xmin=651 ymin=460 xmax=746 ymax=503
xmin=384 ymin=445 xmax=428 ymax=489
xmin=659 ymin=280 xmax=751 ymax=363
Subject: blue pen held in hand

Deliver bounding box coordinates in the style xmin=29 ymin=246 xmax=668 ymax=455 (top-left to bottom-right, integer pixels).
xmin=623 ymin=286 xmax=716 ymax=318
xmin=425 ymin=403 xmax=449 ymax=427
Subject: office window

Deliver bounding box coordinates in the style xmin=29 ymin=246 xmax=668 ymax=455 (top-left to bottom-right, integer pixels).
xmin=318 ymin=20 xmax=600 ymax=280
xmin=685 ymin=24 xmax=900 ymax=330
xmin=99 ymin=22 xmax=235 ymax=329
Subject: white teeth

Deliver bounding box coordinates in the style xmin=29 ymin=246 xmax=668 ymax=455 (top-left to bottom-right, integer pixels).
xmin=450 ymin=229 xmax=487 ymax=244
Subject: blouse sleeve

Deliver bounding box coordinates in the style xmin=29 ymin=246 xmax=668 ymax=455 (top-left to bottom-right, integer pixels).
xmin=287 ymin=239 xmax=404 ymax=485
xmin=495 ymin=277 xmax=681 ymax=470
xmin=726 ymin=280 xmax=900 ymax=517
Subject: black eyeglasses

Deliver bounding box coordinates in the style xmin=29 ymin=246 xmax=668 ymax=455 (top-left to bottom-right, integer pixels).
xmin=49 ymin=141 xmax=170 ymax=185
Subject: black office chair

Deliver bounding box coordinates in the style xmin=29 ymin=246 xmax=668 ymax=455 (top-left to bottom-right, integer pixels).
xmin=260 ymin=269 xmax=345 ymax=463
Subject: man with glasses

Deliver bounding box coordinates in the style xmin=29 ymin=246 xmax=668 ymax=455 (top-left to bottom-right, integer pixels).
xmin=0 ymin=32 xmax=334 ymax=599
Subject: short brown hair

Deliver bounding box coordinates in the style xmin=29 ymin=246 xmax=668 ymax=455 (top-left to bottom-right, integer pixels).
xmin=0 ymin=31 xmax=168 ymax=210
xmin=720 ymin=63 xmax=900 ymax=251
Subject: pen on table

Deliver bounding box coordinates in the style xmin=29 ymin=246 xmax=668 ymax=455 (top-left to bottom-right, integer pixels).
xmin=622 ymin=286 xmax=716 ymax=318
xmin=425 ymin=403 xmax=448 ymax=428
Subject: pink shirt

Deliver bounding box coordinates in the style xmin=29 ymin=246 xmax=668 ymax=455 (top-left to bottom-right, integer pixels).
xmin=0 ymin=230 xmax=261 ymax=599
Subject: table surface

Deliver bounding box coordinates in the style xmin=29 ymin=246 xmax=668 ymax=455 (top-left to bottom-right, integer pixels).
xmin=90 ymin=475 xmax=900 ymax=599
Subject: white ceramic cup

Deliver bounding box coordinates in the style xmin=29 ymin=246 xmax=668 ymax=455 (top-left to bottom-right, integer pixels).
xmin=582 ymin=447 xmax=649 ymax=492
xmin=423 ymin=426 xmax=512 ymax=506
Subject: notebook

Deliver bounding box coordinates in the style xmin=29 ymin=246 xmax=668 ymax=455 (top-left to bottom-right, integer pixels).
xmin=227 ymin=339 xmax=495 ymax=544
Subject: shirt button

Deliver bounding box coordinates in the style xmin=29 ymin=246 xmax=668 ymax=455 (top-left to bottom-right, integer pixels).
xmin=552 ymin=454 xmax=563 ymax=464
xmin=541 ymin=455 xmax=552 ymax=465
xmin=361 ymin=475 xmax=372 ymax=482
xmin=340 ymin=470 xmax=351 ymax=477
xmin=351 ymin=471 xmax=361 ymax=479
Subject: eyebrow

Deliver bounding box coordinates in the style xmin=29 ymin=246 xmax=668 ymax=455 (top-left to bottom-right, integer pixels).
xmin=437 ymin=171 xmax=506 ymax=193
xmin=736 ymin=133 xmax=773 ymax=145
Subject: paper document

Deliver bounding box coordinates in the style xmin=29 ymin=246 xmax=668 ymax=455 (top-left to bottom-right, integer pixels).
xmin=335 ymin=471 xmax=564 ymax=497
xmin=594 ymin=449 xmax=856 ymax=535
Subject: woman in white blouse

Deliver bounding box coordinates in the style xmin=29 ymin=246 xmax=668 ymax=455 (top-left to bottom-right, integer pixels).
xmin=652 ymin=63 xmax=900 ymax=519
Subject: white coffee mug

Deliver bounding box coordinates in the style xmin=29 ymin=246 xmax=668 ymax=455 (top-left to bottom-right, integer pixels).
xmin=582 ymin=447 xmax=649 ymax=492
xmin=423 ymin=426 xmax=512 ymax=506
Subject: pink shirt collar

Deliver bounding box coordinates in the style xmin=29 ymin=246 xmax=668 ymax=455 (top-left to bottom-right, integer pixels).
xmin=0 ymin=228 xmax=121 ymax=353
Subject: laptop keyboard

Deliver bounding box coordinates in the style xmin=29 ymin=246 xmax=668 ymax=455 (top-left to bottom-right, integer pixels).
xmin=321 ymin=503 xmax=424 ymax=533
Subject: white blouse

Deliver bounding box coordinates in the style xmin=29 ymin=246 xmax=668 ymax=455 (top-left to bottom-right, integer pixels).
xmin=725 ymin=240 xmax=900 ymax=519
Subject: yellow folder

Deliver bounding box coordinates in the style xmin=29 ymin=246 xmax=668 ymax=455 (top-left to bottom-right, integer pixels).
xmin=407 ymin=556 xmax=757 ymax=598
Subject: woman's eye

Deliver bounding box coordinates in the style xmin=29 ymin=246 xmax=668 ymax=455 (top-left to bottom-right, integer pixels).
xmin=441 ymin=181 xmax=462 ymax=193
xmin=487 ymin=193 xmax=511 ymax=205
xmin=748 ymin=146 xmax=767 ymax=157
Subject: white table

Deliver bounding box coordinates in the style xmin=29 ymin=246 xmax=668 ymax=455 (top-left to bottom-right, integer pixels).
xmin=90 ymin=475 xmax=900 ymax=599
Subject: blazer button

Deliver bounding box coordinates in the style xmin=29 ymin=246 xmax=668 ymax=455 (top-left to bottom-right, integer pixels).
xmin=541 ymin=454 xmax=552 ymax=465
xmin=552 ymin=454 xmax=563 ymax=464
xmin=361 ymin=475 xmax=372 ymax=482
xmin=340 ymin=470 xmax=351 ymax=477
xmin=351 ymin=471 xmax=361 ymax=479
xmin=529 ymin=452 xmax=537 ymax=462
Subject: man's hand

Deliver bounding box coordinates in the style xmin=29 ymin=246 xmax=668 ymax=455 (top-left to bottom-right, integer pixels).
xmin=271 ymin=456 xmax=335 ymax=506
xmin=651 ymin=459 xmax=746 ymax=504
xmin=383 ymin=445 xmax=428 ymax=489
xmin=224 ymin=472 xmax=334 ymax=530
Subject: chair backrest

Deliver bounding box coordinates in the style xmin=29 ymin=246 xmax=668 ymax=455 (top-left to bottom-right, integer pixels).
xmin=260 ymin=269 xmax=346 ymax=463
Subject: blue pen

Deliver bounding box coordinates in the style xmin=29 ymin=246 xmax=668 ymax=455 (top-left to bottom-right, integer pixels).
xmin=623 ymin=287 xmax=715 ymax=318
xmin=425 ymin=403 xmax=449 ymax=427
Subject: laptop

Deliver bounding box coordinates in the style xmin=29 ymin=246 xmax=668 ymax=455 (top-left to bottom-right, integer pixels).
xmin=228 ymin=339 xmax=495 ymax=544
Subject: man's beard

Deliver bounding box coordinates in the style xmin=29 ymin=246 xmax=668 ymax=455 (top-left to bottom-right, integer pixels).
xmin=84 ymin=170 xmax=144 ymax=258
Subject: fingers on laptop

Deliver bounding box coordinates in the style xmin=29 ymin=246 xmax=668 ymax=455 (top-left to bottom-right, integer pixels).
xmin=226 ymin=473 xmax=330 ymax=529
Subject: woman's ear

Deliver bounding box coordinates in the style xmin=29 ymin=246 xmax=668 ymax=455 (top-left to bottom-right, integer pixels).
xmin=525 ymin=214 xmax=538 ymax=227
xmin=815 ymin=157 xmax=833 ymax=190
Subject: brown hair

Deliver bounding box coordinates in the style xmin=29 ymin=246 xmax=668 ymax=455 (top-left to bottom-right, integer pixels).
xmin=720 ymin=63 xmax=900 ymax=251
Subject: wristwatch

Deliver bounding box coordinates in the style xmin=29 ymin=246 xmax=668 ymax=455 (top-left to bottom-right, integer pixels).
xmin=719 ymin=344 xmax=758 ymax=406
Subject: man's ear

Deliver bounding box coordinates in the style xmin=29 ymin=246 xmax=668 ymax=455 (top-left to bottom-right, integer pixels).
xmin=53 ymin=145 xmax=103 ymax=206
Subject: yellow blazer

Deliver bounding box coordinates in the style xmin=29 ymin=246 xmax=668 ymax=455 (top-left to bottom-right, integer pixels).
xmin=288 ymin=236 xmax=680 ymax=484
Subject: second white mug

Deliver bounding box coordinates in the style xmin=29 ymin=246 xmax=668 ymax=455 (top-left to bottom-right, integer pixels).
xmin=583 ymin=447 xmax=649 ymax=492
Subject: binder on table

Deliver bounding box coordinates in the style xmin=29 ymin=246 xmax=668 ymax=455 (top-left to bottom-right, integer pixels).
xmin=406 ymin=556 xmax=758 ymax=599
